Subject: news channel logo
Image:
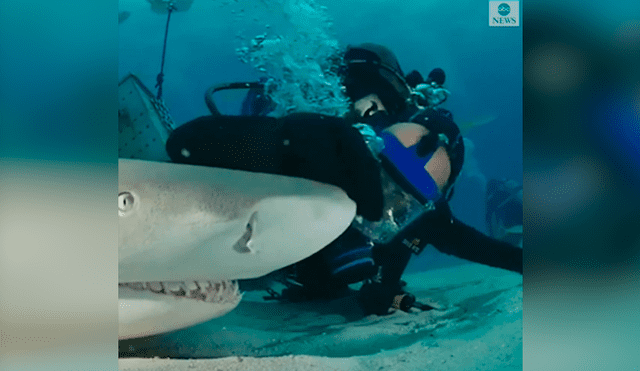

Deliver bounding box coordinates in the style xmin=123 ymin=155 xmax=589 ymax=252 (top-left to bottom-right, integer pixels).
xmin=489 ymin=1 xmax=519 ymax=27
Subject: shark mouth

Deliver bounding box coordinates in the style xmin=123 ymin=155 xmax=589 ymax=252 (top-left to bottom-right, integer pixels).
xmin=118 ymin=280 xmax=241 ymax=304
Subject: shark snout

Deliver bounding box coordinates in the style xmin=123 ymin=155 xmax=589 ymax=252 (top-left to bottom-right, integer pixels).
xmin=225 ymin=192 xmax=356 ymax=279
xmin=118 ymin=159 xmax=356 ymax=284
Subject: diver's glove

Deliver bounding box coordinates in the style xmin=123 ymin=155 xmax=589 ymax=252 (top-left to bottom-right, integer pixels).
xmin=392 ymin=292 xmax=435 ymax=312
xmin=358 ymin=281 xmax=435 ymax=315
xmin=358 ymin=280 xmax=404 ymax=315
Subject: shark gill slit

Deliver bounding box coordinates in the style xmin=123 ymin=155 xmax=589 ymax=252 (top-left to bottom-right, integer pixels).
xmin=233 ymin=210 xmax=258 ymax=254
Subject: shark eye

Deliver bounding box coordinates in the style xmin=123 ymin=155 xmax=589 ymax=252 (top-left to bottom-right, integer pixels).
xmin=118 ymin=192 xmax=135 ymax=215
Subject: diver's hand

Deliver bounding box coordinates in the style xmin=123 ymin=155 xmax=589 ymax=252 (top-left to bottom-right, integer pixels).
xmin=392 ymin=292 xmax=436 ymax=312
xmin=359 ymin=281 xmax=434 ymax=315
xmin=358 ymin=281 xmax=401 ymax=315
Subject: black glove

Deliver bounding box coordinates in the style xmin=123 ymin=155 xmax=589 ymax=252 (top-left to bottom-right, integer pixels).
xmin=358 ymin=281 xmax=435 ymax=315
xmin=358 ymin=280 xmax=403 ymax=315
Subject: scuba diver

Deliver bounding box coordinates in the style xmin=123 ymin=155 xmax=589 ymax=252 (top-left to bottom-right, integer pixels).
xmin=164 ymin=42 xmax=522 ymax=316
xmin=273 ymin=43 xmax=522 ymax=315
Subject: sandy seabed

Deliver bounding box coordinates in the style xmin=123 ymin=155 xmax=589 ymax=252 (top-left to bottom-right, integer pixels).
xmin=119 ymin=264 xmax=522 ymax=371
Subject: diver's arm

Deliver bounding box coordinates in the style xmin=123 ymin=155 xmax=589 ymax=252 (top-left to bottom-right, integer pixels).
xmin=374 ymin=242 xmax=413 ymax=286
xmin=427 ymin=202 xmax=523 ymax=274
xmin=357 ymin=226 xmax=420 ymax=315
xmin=434 ymin=217 xmax=522 ymax=274
xmin=378 ymin=201 xmax=522 ymax=274
xmin=358 ymin=243 xmax=412 ymax=315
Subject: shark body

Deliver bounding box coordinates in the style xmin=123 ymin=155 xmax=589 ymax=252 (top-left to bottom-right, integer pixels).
xmin=118 ymin=158 xmax=356 ymax=339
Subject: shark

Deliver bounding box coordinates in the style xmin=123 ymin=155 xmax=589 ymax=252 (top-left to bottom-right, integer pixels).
xmin=118 ymin=158 xmax=356 ymax=340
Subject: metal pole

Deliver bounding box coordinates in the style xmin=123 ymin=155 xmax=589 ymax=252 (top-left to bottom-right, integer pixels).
xmin=155 ymin=3 xmax=175 ymax=99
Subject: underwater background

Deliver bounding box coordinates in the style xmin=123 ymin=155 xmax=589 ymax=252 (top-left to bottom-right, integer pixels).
xmin=119 ymin=0 xmax=522 ymax=272
xmin=3 ymin=0 xmax=638 ymax=369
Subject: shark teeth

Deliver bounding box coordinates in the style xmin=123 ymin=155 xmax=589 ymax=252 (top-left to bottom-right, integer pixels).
xmin=165 ymin=282 xmax=186 ymax=296
xmin=146 ymin=282 xmax=165 ymax=293
xmin=125 ymin=282 xmax=145 ymax=291
xmin=119 ymin=280 xmax=240 ymax=303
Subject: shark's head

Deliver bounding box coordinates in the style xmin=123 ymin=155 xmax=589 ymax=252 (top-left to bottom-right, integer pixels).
xmin=118 ymin=159 xmax=356 ymax=339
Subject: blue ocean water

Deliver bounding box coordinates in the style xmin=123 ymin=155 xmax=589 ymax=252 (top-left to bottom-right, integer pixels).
xmin=119 ymin=0 xmax=522 ymax=270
